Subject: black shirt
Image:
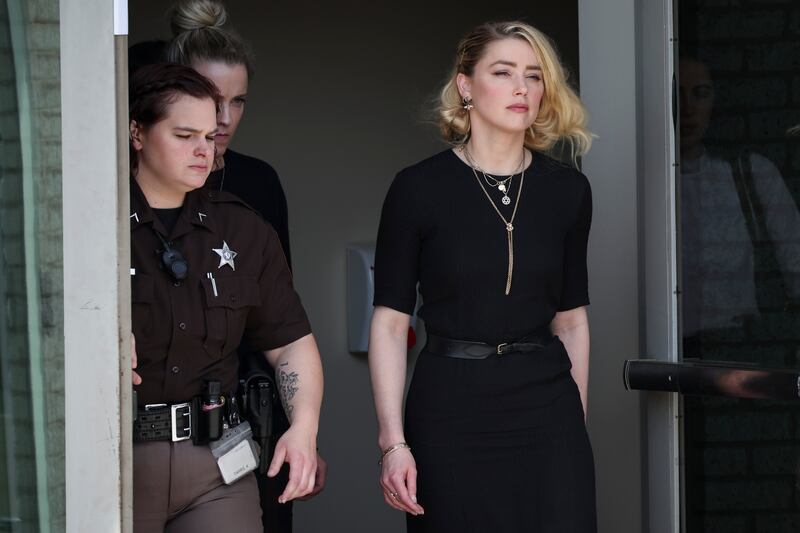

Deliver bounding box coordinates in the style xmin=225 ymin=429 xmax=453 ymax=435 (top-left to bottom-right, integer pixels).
xmin=206 ymin=149 xmax=291 ymax=267
xmin=374 ymin=149 xmax=592 ymax=346
xmin=152 ymin=207 xmax=182 ymax=235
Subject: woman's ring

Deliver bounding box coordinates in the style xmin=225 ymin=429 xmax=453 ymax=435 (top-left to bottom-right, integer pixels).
xmin=390 ymin=491 xmax=399 ymax=499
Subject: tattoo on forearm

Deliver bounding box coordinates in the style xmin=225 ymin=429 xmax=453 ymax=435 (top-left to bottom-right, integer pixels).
xmin=277 ymin=362 xmax=300 ymax=420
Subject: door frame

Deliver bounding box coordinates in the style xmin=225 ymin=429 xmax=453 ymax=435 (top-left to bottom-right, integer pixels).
xmin=62 ymin=0 xmax=132 ymax=531
xmin=639 ymin=0 xmax=681 ymax=531
xmin=580 ymin=0 xmax=679 ymax=531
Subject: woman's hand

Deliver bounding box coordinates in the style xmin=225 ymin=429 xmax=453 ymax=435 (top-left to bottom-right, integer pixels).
xmin=131 ymin=334 xmax=142 ymax=385
xmin=267 ymin=424 xmax=318 ymax=503
xmin=380 ymin=447 xmax=424 ymax=515
xmin=368 ymin=307 xmax=422 ymax=514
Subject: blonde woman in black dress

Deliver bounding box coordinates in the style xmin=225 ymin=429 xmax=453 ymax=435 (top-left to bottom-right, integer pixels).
xmin=368 ymin=21 xmax=596 ymax=532
xmin=164 ymin=2 xmax=327 ymax=530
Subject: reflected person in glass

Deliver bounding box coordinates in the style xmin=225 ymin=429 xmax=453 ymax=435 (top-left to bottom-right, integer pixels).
xmin=679 ymin=54 xmax=800 ymax=345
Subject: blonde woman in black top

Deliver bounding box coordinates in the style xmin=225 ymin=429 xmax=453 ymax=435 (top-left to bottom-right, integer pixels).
xmin=369 ymin=21 xmax=596 ymax=532
xmin=164 ymin=2 xmax=327 ymax=530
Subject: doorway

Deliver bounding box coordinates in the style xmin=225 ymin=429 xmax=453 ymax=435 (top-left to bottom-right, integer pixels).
xmin=129 ymin=2 xmax=583 ymax=531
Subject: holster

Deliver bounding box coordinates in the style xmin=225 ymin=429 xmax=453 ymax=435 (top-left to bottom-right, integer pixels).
xmin=239 ymin=370 xmax=276 ymax=473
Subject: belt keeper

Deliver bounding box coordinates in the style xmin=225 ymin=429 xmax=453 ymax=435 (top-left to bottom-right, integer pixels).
xmin=191 ymin=395 xmax=224 ymax=445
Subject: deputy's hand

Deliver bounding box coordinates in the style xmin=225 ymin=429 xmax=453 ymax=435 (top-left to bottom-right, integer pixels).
xmin=380 ymin=448 xmax=424 ymax=515
xmin=268 ymin=425 xmax=317 ymax=503
xmin=297 ymin=452 xmax=327 ymax=500
xmin=132 ymin=334 xmax=142 ymax=385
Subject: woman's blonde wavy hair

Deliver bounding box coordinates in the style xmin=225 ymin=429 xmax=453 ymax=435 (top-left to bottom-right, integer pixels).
xmin=165 ymin=0 xmax=253 ymax=76
xmin=438 ymin=21 xmax=592 ymax=160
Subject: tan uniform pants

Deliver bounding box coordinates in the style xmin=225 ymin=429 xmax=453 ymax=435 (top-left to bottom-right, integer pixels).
xmin=134 ymin=440 xmax=262 ymax=533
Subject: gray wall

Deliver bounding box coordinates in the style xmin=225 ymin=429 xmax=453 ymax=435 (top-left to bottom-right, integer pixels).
xmin=129 ymin=3 xmax=649 ymax=533
xmin=579 ymin=1 xmax=643 ymax=532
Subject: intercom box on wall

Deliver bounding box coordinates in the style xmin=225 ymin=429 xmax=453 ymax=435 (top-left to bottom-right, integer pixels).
xmin=346 ymin=243 xmax=376 ymax=353
xmin=346 ymin=242 xmax=420 ymax=354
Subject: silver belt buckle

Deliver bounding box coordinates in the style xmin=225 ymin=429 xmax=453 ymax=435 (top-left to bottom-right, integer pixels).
xmin=496 ymin=343 xmax=508 ymax=355
xmin=171 ymin=402 xmax=192 ymax=442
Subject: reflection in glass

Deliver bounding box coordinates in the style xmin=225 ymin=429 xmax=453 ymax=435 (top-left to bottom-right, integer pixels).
xmin=0 ymin=0 xmax=64 ymax=531
xmin=680 ymin=56 xmax=800 ymax=342
xmin=679 ymin=1 xmax=800 ymax=531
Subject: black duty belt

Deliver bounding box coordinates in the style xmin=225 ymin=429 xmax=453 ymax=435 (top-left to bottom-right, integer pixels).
xmin=425 ymin=329 xmax=554 ymax=360
xmin=134 ymin=402 xmax=193 ymax=442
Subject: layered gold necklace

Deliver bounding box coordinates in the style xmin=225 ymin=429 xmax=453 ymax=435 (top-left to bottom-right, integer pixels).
xmin=462 ymin=145 xmax=527 ymax=295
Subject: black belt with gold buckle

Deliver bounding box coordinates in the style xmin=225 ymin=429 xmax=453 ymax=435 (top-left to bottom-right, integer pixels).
xmin=424 ymin=329 xmax=554 ymax=360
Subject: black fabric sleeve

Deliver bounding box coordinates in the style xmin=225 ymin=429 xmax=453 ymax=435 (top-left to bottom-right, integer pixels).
xmin=272 ymin=178 xmax=292 ymax=269
xmin=373 ymin=170 xmax=422 ymax=315
xmin=558 ymin=176 xmax=593 ymax=311
xmin=225 ymin=150 xmax=293 ymax=269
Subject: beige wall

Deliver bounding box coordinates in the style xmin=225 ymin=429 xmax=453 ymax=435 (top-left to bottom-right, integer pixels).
xmin=579 ymin=0 xmax=644 ymax=531
xmin=130 ymin=3 xmax=581 ymax=531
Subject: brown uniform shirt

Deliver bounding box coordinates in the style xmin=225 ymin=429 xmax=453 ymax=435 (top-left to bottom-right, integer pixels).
xmin=130 ymin=180 xmax=311 ymax=406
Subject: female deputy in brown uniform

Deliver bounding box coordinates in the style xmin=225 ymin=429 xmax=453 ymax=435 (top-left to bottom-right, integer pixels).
xmin=129 ymin=63 xmax=323 ymax=533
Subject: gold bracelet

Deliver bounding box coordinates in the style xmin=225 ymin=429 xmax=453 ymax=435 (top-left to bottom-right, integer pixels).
xmin=379 ymin=442 xmax=411 ymax=464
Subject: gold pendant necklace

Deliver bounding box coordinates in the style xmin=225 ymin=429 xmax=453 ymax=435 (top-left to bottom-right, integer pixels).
xmin=462 ymin=146 xmax=526 ymax=295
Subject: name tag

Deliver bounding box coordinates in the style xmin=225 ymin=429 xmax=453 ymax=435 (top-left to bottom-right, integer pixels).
xmin=210 ymin=421 xmax=259 ymax=485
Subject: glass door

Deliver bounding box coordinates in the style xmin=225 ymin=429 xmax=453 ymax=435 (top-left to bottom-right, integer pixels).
xmin=677 ymin=0 xmax=800 ymax=531
xmin=1 ymin=0 xmax=64 ymax=531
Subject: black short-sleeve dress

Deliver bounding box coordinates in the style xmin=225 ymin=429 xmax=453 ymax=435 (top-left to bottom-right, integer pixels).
xmin=374 ymin=149 xmax=597 ymax=533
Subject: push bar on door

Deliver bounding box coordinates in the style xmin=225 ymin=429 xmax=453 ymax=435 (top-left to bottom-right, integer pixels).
xmin=624 ymin=359 xmax=800 ymax=401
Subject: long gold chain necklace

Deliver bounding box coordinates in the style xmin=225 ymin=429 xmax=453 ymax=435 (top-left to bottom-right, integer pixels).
xmin=462 ymin=146 xmax=527 ymax=295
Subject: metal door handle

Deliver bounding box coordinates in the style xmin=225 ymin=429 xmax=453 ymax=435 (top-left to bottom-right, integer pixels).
xmin=624 ymin=359 xmax=800 ymax=401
